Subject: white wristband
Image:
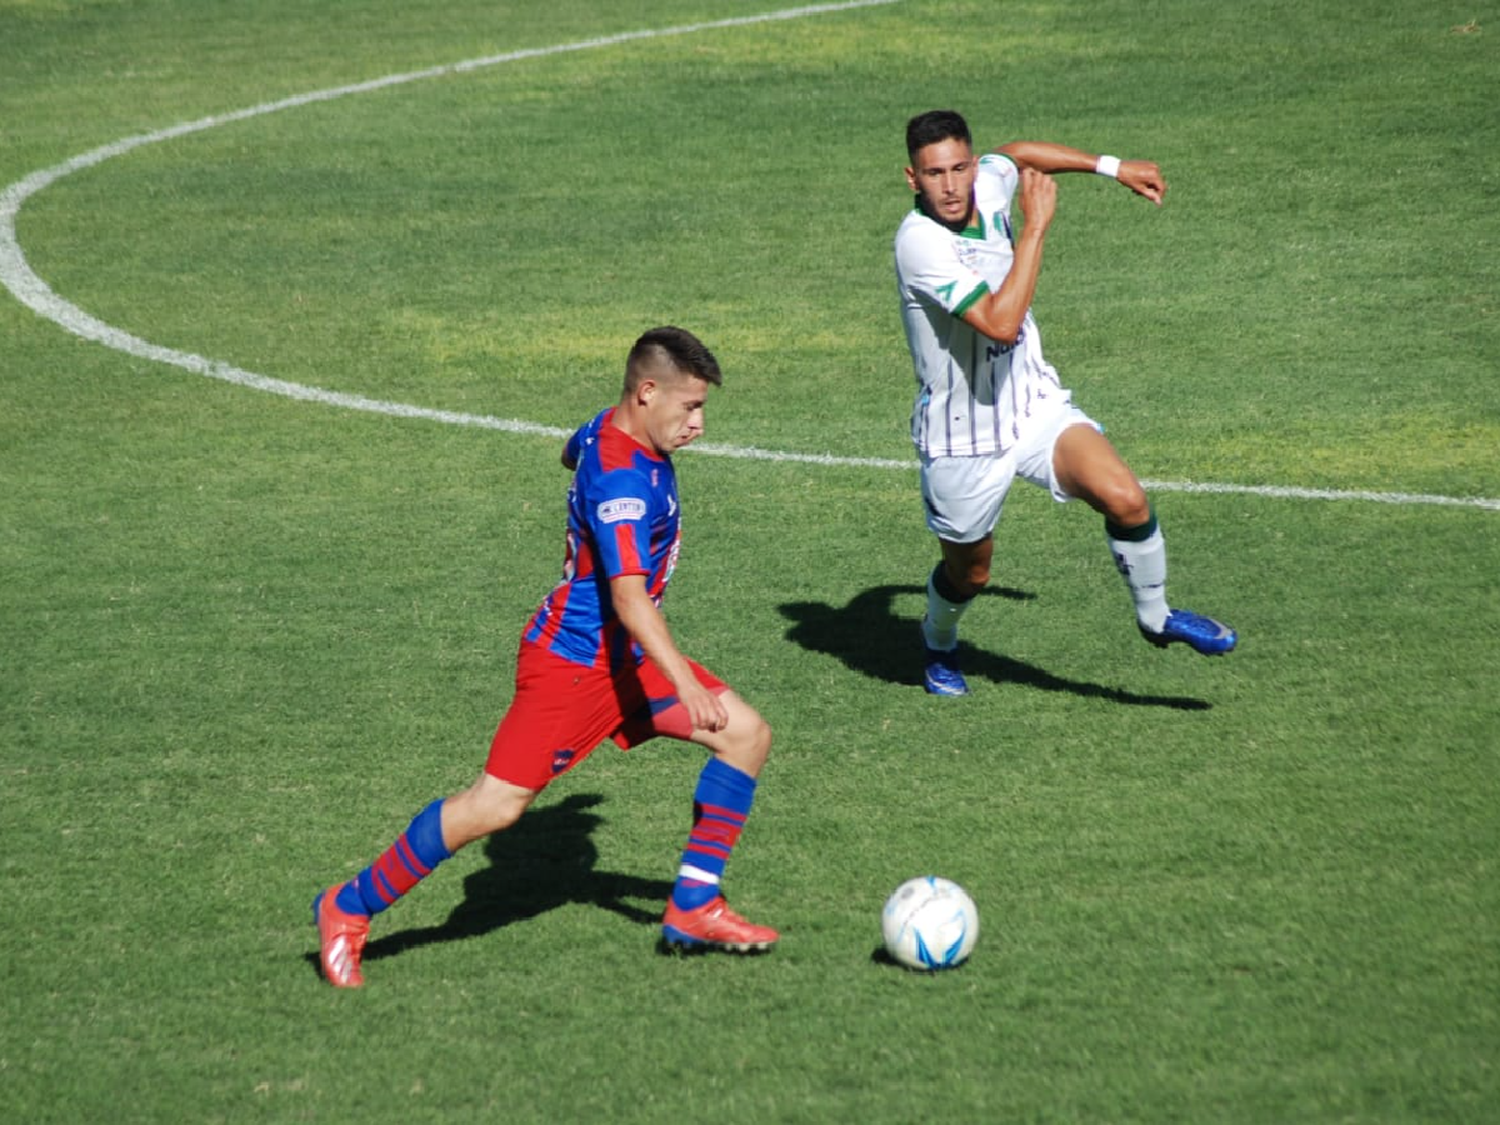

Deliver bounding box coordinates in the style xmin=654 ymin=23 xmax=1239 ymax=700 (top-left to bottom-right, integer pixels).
xmin=1095 ymin=154 xmax=1121 ymax=180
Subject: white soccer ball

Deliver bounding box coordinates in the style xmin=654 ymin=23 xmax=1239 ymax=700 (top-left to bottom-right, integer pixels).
xmin=881 ymin=876 xmax=979 ymax=970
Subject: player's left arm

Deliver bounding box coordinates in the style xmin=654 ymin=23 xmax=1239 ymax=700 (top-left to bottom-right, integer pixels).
xmin=994 ymin=141 xmax=1166 ymax=205
xmin=610 ymin=573 xmax=728 ymax=733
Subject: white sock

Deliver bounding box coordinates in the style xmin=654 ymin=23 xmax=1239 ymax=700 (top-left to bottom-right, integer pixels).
xmin=1109 ymin=526 xmax=1169 ymax=633
xmin=922 ymin=568 xmax=970 ymax=651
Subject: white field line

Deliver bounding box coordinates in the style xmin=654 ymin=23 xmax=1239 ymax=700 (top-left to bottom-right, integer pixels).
xmin=1 ymin=0 xmax=1496 ymax=513
xmin=688 ymin=444 xmax=1499 ymax=510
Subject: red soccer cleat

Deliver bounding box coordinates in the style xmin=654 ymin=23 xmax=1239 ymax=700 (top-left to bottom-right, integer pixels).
xmin=662 ymin=895 xmax=779 ymax=953
xmin=313 ymin=885 xmax=370 ymax=988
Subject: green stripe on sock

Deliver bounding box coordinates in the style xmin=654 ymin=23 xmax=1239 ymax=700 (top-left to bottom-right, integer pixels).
xmin=1106 ymin=508 xmax=1158 ymax=543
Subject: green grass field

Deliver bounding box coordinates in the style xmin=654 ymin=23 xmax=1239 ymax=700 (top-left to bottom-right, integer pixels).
xmin=2 ymin=1 xmax=1496 ymax=1121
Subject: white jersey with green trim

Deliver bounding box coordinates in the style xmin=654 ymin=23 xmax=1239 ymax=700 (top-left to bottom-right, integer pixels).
xmin=895 ymin=152 xmax=1069 ymax=459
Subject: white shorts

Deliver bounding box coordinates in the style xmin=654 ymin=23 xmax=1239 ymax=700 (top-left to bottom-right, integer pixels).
xmin=920 ymin=405 xmax=1099 ymax=543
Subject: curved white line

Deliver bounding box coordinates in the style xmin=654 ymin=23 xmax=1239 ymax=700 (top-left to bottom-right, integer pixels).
xmin=1 ymin=0 xmax=1496 ymax=511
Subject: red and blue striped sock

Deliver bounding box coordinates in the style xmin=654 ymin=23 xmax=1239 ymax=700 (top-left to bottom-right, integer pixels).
xmin=335 ymin=798 xmax=453 ymax=918
xmin=671 ymin=758 xmax=757 ymax=911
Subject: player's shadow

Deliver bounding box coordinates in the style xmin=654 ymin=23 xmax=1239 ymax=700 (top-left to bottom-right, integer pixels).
xmin=327 ymin=793 xmax=671 ymax=971
xmin=779 ymin=583 xmax=1210 ymax=711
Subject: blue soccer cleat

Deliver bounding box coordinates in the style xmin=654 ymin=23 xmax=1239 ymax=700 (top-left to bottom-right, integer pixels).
xmin=1140 ymin=609 xmax=1238 ymax=655
xmin=923 ymin=645 xmax=970 ymax=695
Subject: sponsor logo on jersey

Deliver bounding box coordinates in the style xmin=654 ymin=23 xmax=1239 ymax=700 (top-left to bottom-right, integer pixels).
xmin=597 ymin=497 xmax=647 ymax=524
xmin=985 ymin=324 xmax=1025 ymax=360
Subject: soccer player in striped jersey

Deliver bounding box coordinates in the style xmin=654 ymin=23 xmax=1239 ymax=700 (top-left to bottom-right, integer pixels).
xmin=895 ymin=109 xmax=1236 ymax=696
xmin=313 ymin=327 xmax=777 ymax=987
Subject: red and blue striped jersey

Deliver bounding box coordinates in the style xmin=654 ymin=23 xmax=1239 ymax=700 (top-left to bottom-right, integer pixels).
xmin=523 ymin=408 xmax=682 ymax=669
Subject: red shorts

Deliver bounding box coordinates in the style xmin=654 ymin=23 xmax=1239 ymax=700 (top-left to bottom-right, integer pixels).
xmin=484 ymin=639 xmax=727 ymax=791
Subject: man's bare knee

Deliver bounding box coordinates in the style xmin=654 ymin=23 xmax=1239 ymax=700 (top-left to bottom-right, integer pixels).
xmin=955 ymin=560 xmax=991 ymax=591
xmin=706 ymin=696 xmax=773 ymax=778
xmin=941 ymin=540 xmax=993 ymax=596
xmin=443 ymin=774 xmax=537 ymax=849
xmin=1101 ymin=481 xmax=1151 ymax=528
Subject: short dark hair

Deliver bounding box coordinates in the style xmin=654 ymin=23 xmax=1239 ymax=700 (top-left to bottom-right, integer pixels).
xmin=906 ymin=109 xmax=971 ymax=161
xmin=624 ymin=326 xmax=722 ymax=391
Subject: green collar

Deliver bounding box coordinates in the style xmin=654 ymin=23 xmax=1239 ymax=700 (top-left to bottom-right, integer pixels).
xmin=913 ymin=194 xmax=985 ymax=238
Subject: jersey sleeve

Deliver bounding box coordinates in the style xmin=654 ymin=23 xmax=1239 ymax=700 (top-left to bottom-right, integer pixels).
xmin=978 ymin=151 xmax=1019 ymax=193
xmin=564 ymin=408 xmax=611 ymax=468
xmin=895 ymin=215 xmax=990 ymax=318
xmin=579 ymin=465 xmax=654 ymax=581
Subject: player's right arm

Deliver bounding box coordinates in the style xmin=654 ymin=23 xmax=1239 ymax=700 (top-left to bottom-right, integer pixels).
xmin=959 ymin=168 xmax=1056 ymax=345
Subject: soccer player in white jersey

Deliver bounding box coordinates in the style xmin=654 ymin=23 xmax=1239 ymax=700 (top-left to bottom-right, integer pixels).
xmin=895 ymin=109 xmax=1236 ymax=695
